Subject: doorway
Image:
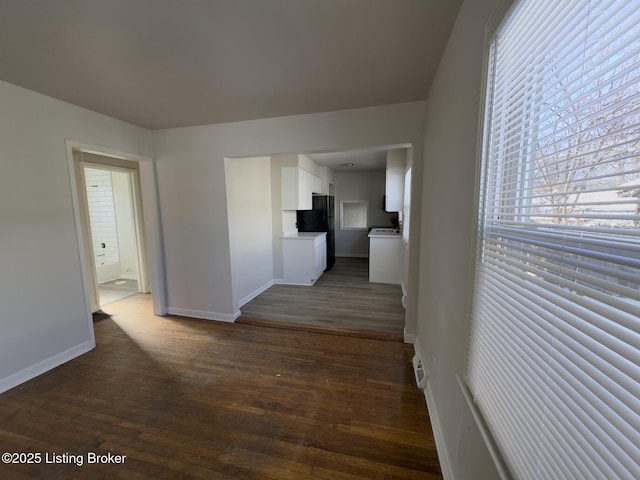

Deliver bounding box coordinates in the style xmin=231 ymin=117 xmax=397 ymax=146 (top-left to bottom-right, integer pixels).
xmin=71 ymin=149 xmax=152 ymax=313
xmin=83 ymin=164 xmax=142 ymax=306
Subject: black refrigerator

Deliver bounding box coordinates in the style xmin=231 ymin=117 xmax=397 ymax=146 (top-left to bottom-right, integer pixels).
xmin=296 ymin=195 xmax=335 ymax=270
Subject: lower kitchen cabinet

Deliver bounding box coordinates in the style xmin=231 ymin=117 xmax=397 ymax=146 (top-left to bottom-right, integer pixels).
xmin=282 ymin=232 xmax=327 ymax=286
xmin=368 ymin=229 xmax=403 ymax=284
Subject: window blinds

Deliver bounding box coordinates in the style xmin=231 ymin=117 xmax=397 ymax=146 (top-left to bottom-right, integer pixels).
xmin=466 ymin=1 xmax=640 ymax=479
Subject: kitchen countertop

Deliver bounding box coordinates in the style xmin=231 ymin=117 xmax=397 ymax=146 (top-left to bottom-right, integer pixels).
xmin=368 ymin=228 xmax=401 ymax=238
xmin=282 ymin=232 xmax=326 ymax=240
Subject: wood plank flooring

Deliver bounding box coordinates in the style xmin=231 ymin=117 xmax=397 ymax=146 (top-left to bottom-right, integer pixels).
xmin=0 ymin=294 xmax=441 ymax=480
xmin=239 ymin=257 xmax=406 ymax=340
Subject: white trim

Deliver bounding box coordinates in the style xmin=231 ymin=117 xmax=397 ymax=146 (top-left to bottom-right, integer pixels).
xmin=140 ymin=157 xmax=168 ymax=316
xmin=339 ymin=200 xmax=369 ymax=230
xmin=167 ymin=307 xmax=238 ymax=323
xmin=66 ymin=145 xmax=98 ymax=346
xmin=129 ymin=170 xmax=150 ymax=294
xmin=65 ymin=141 xmax=167 ymax=320
xmin=401 ymin=280 xmax=407 ymax=309
xmin=0 ymin=341 xmax=94 ymax=394
xmin=458 ymin=375 xmax=513 ymax=480
xmin=96 ymin=274 xmax=139 ymax=284
xmin=425 ymin=383 xmax=455 ymax=480
xmin=278 ymin=281 xmax=319 ymax=287
xmin=412 ymin=334 xmax=423 ymax=362
xmin=238 ymin=280 xmax=274 ymax=308
xmin=66 ymin=141 xmax=152 ymax=164
xmin=403 ymin=330 xmax=416 ymax=344
xmin=117 ymin=274 xmax=139 ymax=281
xmin=408 ymin=336 xmax=452 ymax=479
xmin=272 ymin=278 xmax=286 ymax=285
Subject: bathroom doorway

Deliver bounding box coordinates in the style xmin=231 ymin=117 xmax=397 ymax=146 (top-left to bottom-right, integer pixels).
xmin=72 ymin=150 xmax=151 ymax=311
xmin=83 ymin=165 xmax=141 ymax=306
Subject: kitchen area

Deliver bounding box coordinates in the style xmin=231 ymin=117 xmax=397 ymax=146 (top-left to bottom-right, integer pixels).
xmin=283 ymin=148 xmax=407 ymax=285
xmin=226 ymin=146 xmax=411 ymax=336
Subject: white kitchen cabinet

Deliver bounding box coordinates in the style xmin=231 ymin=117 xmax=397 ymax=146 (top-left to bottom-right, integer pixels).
xmin=385 ymin=149 xmax=406 ymax=212
xmin=314 ymin=234 xmax=327 ymax=274
xmin=368 ymin=228 xmax=403 ymax=285
xmin=282 ymin=232 xmax=326 ymax=286
xmin=281 ymin=167 xmax=321 ymax=210
xmin=311 ymin=173 xmax=322 ymax=195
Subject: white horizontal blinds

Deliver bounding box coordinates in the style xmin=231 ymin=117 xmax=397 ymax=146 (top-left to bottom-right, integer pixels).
xmin=467 ymin=0 xmax=640 ymax=479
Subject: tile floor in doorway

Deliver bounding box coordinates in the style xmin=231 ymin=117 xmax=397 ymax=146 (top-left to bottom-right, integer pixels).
xmin=99 ymin=278 xmax=138 ymax=306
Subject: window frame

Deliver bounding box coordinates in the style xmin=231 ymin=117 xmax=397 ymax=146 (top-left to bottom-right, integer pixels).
xmin=339 ymin=200 xmax=369 ymax=230
xmin=465 ymin=1 xmax=640 ymax=479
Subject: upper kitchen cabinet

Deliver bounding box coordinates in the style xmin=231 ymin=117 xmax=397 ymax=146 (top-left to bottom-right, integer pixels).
xmin=282 ymin=167 xmax=320 ymax=210
xmin=311 ymin=173 xmax=322 ymax=196
xmin=319 ymin=165 xmax=334 ymax=195
xmin=385 ymin=149 xmax=407 ymax=212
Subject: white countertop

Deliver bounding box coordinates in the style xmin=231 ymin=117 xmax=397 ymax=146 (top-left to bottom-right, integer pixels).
xmin=282 ymin=232 xmax=326 ymax=240
xmin=368 ymin=228 xmax=401 ymax=238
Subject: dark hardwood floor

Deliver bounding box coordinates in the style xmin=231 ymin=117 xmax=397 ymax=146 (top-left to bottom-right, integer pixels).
xmin=239 ymin=257 xmax=406 ymax=340
xmin=0 ymin=294 xmax=441 ymax=479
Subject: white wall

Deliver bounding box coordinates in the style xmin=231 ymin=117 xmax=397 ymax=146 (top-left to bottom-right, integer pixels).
xmin=83 ymin=168 xmax=139 ymax=283
xmin=224 ymin=156 xmax=274 ymax=314
xmin=334 ymin=170 xmax=396 ymax=257
xmin=152 ymin=102 xmax=426 ymax=323
xmin=0 ymin=80 xmax=152 ymax=393
xmin=84 ymin=167 xmax=120 ymax=280
xmin=416 ymin=0 xmax=502 ymax=478
xmin=112 ymin=170 xmax=139 ymax=280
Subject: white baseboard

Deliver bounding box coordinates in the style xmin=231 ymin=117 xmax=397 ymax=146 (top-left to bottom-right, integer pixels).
xmin=412 ymin=334 xmax=423 ymax=361
xmin=239 ymin=280 xmax=274 ymax=308
xmin=401 ymin=280 xmax=407 ymax=309
xmin=278 ymin=281 xmax=315 ymax=286
xmin=408 ymin=336 xmax=453 ymax=480
xmin=166 ymin=307 xmax=237 ymax=323
xmin=404 ymin=330 xmax=416 ymax=344
xmin=426 ymin=383 xmax=455 ymax=480
xmin=0 ymin=340 xmax=95 ymax=394
xmin=273 ymin=278 xmax=285 ymax=285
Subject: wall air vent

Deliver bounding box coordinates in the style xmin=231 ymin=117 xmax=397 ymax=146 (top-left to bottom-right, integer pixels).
xmin=412 ymin=354 xmax=427 ymax=389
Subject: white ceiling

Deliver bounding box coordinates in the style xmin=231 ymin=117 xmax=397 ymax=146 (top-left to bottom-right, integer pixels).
xmin=306 ymin=145 xmax=407 ymax=172
xmin=0 ymin=0 xmax=462 ymax=130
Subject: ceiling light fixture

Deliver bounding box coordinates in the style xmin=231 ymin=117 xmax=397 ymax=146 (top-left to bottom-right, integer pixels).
xmin=340 ymin=162 xmax=355 ymax=168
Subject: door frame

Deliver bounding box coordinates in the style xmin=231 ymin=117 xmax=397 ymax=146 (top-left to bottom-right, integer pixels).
xmin=66 ymin=141 xmax=167 ymax=325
